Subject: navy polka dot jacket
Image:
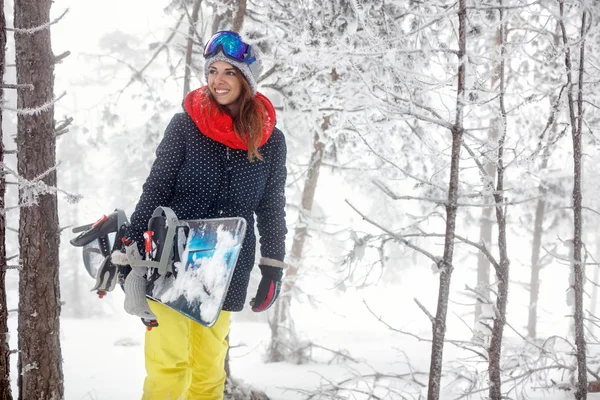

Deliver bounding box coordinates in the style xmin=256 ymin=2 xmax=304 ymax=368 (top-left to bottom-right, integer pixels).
xmin=125 ymin=111 xmax=287 ymax=311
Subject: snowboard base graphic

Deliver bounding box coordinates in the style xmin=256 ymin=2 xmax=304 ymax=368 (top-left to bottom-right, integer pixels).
xmin=145 ymin=217 xmax=246 ymax=326
xmin=70 ymin=208 xmax=246 ymax=327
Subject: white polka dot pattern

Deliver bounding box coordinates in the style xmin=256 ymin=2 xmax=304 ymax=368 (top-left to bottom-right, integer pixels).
xmin=125 ymin=112 xmax=287 ymax=311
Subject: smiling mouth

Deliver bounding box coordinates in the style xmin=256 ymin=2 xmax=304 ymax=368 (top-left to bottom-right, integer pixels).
xmin=214 ymin=89 xmax=229 ymax=95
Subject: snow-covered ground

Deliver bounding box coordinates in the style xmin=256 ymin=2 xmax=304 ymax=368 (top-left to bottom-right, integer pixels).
xmin=7 ymin=256 xmax=599 ymax=400
xmin=8 ymin=290 xmax=600 ymax=400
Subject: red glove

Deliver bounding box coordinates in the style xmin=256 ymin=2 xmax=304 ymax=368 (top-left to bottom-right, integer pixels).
xmin=250 ymin=265 xmax=283 ymax=312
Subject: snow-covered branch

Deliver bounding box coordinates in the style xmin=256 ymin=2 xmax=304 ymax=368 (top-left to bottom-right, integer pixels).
xmin=1 ymin=163 xmax=82 ymax=207
xmin=9 ymin=8 xmax=68 ymax=34
xmin=2 ymin=91 xmax=66 ymax=116
xmin=345 ymin=199 xmax=439 ymax=264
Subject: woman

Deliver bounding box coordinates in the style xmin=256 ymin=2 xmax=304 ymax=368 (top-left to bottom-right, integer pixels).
xmin=122 ymin=31 xmax=287 ymax=400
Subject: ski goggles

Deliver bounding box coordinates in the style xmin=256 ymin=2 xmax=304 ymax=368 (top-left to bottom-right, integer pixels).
xmin=203 ymin=31 xmax=255 ymax=65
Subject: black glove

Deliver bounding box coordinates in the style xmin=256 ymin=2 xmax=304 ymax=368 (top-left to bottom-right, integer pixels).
xmin=250 ymin=265 xmax=283 ymax=312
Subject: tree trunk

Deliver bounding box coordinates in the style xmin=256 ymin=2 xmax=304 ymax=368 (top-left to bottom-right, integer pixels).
xmin=558 ymin=3 xmax=587 ymax=398
xmin=231 ymin=0 xmax=246 ymax=33
xmin=182 ymin=0 xmax=202 ymax=99
xmin=0 ymin=0 xmax=12 ymax=397
xmin=527 ymin=146 xmax=552 ymax=339
xmin=224 ymin=333 xmax=231 ymax=377
xmin=211 ymin=0 xmax=246 ymax=34
xmin=211 ymin=0 xmax=232 ymax=34
xmin=487 ymin=3 xmax=509 ymax=397
xmin=527 ymin=196 xmax=545 ymax=339
xmin=474 ymin=195 xmax=492 ymax=332
xmin=71 ymin=170 xmax=83 ymax=318
xmin=474 ymin=22 xmax=501 ymax=336
xmin=14 ymin=0 xmax=63 ymax=398
xmin=267 ymin=131 xmax=324 ymax=363
xmin=589 ymin=243 xmax=600 ymax=336
xmin=427 ymin=1 xmax=466 ymax=398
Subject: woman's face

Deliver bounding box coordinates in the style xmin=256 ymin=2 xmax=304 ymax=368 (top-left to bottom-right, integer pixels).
xmin=207 ymin=61 xmax=242 ymax=112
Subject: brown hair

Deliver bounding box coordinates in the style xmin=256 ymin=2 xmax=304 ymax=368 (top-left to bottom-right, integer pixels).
xmin=210 ymin=68 xmax=266 ymax=161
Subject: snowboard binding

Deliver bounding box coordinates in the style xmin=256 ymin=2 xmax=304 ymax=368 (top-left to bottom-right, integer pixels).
xmin=71 ymin=206 xmax=247 ymax=328
xmin=71 ymin=207 xmax=190 ymax=328
xmin=70 ymin=210 xmax=129 ymax=298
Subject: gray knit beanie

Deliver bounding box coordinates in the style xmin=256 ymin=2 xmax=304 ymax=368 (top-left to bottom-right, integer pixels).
xmin=204 ymin=46 xmax=263 ymax=95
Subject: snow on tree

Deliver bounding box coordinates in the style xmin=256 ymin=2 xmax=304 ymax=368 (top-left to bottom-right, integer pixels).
xmin=14 ymin=0 xmax=64 ymax=397
xmin=0 ymin=0 xmax=11 ymax=397
xmin=557 ymin=1 xmax=589 ymax=397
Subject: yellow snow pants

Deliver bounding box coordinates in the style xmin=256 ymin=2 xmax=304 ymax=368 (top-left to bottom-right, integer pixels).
xmin=142 ymin=301 xmax=231 ymax=400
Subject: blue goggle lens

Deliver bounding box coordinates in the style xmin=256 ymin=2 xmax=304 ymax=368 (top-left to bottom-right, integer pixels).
xmin=203 ymin=31 xmax=248 ymax=61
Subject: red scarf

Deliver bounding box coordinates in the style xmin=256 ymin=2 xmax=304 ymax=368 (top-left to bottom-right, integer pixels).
xmin=183 ymin=86 xmax=276 ymax=150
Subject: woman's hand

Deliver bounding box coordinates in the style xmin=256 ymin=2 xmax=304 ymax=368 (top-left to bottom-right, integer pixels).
xmin=250 ymin=265 xmax=283 ymax=312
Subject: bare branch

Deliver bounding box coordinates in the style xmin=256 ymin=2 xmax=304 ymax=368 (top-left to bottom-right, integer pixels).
xmin=583 ymin=206 xmax=600 ymax=218
xmin=373 ymin=178 xmax=542 ymax=208
xmin=54 ymin=116 xmax=73 ymax=136
xmin=349 ymin=122 xmax=446 ymax=192
xmin=118 ymin=13 xmax=185 ymax=96
xmin=0 ymin=83 xmax=33 ymax=90
xmin=257 ymin=63 xmax=279 ymax=84
xmin=53 ymin=50 xmax=71 ymax=64
xmin=345 ymin=199 xmax=439 ymax=264
xmin=414 ymin=298 xmax=435 ymax=323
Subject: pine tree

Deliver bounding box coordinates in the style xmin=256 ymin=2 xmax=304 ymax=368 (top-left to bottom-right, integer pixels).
xmin=14 ymin=0 xmax=63 ymax=397
xmin=0 ymin=0 xmax=11 ymax=397
xmin=486 ymin=3 xmax=510 ymax=397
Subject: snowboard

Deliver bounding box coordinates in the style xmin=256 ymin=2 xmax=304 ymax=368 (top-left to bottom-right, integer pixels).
xmin=70 ymin=207 xmax=247 ymax=328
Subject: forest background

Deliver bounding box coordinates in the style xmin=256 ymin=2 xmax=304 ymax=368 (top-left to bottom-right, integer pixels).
xmin=4 ymin=0 xmax=600 ymax=399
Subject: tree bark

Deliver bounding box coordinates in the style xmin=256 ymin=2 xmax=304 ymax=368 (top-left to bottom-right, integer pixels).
xmin=183 ymin=0 xmax=202 ymax=99
xmin=527 ymin=146 xmax=552 ymax=339
xmin=14 ymin=0 xmax=63 ymax=398
xmin=488 ymin=3 xmax=509 ymax=397
xmin=268 ymin=130 xmax=324 ymax=363
xmin=427 ymin=1 xmax=466 ymax=398
xmin=231 ymin=0 xmax=246 ymax=33
xmin=0 ymin=0 xmax=12 ymax=398
xmin=224 ymin=333 xmax=231 ymax=377
xmin=558 ymin=2 xmax=587 ymax=399
xmin=589 ymin=244 xmax=600 ymax=336
xmin=211 ymin=0 xmax=246 ymax=34
xmin=211 ymin=0 xmax=233 ymax=35
xmin=474 ymin=21 xmax=501 ymax=336
xmin=527 ymin=195 xmax=545 ymax=339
